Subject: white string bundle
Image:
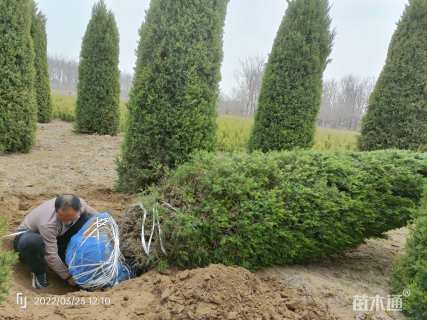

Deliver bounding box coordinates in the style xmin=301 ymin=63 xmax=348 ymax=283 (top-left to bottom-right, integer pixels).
xmin=67 ymin=215 xmax=123 ymax=290
xmin=137 ymin=203 xmax=167 ymax=257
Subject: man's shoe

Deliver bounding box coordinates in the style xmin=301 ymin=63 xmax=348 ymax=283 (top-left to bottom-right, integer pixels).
xmin=31 ymin=273 xmax=48 ymax=289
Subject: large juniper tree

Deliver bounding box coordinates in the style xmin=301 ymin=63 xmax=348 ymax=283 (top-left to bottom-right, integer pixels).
xmin=31 ymin=3 xmax=52 ymax=123
xmin=360 ymin=0 xmax=427 ymax=151
xmin=76 ymin=0 xmax=120 ymax=135
xmin=249 ymin=0 xmax=333 ymax=152
xmin=117 ymin=0 xmax=229 ymax=192
xmin=0 ymin=0 xmax=37 ymax=153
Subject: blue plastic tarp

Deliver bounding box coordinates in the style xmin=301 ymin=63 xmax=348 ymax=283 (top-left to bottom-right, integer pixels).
xmin=65 ymin=212 xmax=133 ymax=289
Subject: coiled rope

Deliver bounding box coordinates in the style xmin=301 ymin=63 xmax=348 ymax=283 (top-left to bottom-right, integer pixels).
xmin=67 ymin=214 xmax=125 ymax=290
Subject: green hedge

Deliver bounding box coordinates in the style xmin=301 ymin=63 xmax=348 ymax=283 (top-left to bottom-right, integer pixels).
xmin=121 ymin=150 xmax=426 ymax=271
xmin=391 ymin=183 xmax=427 ymax=320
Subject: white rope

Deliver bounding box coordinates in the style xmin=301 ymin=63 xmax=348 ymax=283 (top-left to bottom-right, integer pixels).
xmin=154 ymin=205 xmax=167 ymax=255
xmin=67 ymin=215 xmax=123 ymax=290
xmin=137 ymin=203 xmax=167 ymax=258
xmin=140 ymin=203 xmax=155 ymax=255
xmin=66 ymin=201 xmax=168 ymax=289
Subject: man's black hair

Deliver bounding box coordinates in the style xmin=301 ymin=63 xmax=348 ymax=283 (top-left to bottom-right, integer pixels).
xmin=55 ymin=194 xmax=82 ymax=212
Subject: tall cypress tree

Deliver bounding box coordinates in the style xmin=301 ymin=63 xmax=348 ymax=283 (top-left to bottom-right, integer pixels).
xmin=31 ymin=3 xmax=52 ymax=123
xmin=0 ymin=0 xmax=37 ymax=153
xmin=76 ymin=0 xmax=120 ymax=135
xmin=360 ymin=0 xmax=427 ymax=151
xmin=117 ymin=0 xmax=229 ymax=192
xmin=249 ymin=0 xmax=333 ymax=152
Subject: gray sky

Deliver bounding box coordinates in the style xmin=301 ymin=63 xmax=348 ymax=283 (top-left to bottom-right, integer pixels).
xmin=38 ymin=0 xmax=408 ymax=95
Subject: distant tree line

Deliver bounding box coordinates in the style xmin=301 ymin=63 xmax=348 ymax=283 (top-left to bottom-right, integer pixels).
xmin=318 ymin=76 xmax=375 ymax=131
xmin=47 ymin=56 xmax=132 ymax=99
xmin=219 ymin=60 xmax=375 ymax=132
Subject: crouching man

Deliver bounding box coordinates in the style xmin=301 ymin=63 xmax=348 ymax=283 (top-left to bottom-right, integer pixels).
xmin=13 ymin=194 xmax=98 ymax=289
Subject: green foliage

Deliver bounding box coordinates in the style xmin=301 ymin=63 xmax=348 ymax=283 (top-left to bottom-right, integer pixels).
xmin=0 ymin=218 xmax=17 ymax=304
xmin=392 ymin=183 xmax=427 ymax=319
xmin=0 ymin=0 xmax=37 ymax=153
xmin=117 ymin=0 xmax=229 ymax=192
xmin=122 ymin=150 xmax=426 ymax=271
xmin=360 ymin=0 xmax=427 ymax=151
xmin=76 ymin=0 xmax=120 ymax=135
xmin=249 ymin=0 xmax=334 ymax=152
xmin=31 ymin=3 xmax=52 ymax=123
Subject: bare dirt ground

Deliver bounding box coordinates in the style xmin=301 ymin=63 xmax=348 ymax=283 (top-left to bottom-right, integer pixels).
xmin=259 ymin=229 xmax=408 ymax=320
xmin=0 ymin=121 xmax=408 ymax=320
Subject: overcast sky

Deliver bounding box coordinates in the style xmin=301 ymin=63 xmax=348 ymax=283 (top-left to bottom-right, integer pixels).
xmin=38 ymin=0 xmax=408 ymax=95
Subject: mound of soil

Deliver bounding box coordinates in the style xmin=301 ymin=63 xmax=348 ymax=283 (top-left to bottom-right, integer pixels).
xmin=137 ymin=264 xmax=338 ymax=320
xmin=0 ymin=264 xmax=337 ymax=320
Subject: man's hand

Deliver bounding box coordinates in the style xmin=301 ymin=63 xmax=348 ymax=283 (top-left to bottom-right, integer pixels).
xmin=67 ymin=277 xmax=77 ymax=287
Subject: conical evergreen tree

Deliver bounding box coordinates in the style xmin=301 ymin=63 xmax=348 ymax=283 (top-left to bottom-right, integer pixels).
xmin=249 ymin=0 xmax=333 ymax=152
xmin=31 ymin=3 xmax=52 ymax=123
xmin=360 ymin=0 xmax=427 ymax=151
xmin=117 ymin=0 xmax=229 ymax=192
xmin=0 ymin=0 xmax=37 ymax=153
xmin=76 ymin=0 xmax=120 ymax=135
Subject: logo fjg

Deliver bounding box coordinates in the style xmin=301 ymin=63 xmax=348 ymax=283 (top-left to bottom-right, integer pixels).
xmin=16 ymin=292 xmax=27 ymax=309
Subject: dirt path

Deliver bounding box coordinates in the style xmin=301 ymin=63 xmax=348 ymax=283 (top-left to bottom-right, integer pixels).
xmin=259 ymin=229 xmax=408 ymax=320
xmin=0 ymin=121 xmax=408 ymax=320
xmin=0 ymin=121 xmax=123 ymax=196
